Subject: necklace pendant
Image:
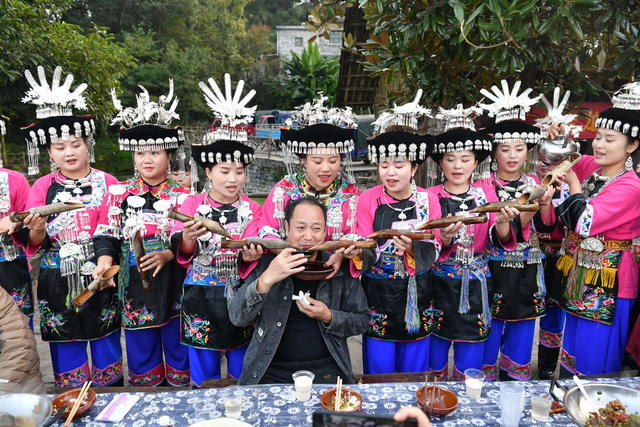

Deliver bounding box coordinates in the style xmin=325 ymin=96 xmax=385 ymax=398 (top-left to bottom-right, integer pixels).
xmin=459 ymin=203 xmax=468 ymax=211
xmin=219 ymin=215 xmax=227 ymax=225
xmin=398 ymin=211 xmax=407 ymax=220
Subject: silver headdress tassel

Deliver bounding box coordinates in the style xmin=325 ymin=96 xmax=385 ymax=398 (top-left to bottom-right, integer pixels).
xmin=536 ymin=87 xmax=581 ymax=137
xmin=23 ymin=65 xmax=88 ymax=119
xmin=282 ymin=94 xmax=358 ymax=180
xmin=435 ymin=104 xmax=483 ymax=132
xmin=285 ymin=93 xmax=357 ymax=129
xmin=111 ymin=80 xmax=184 ymax=151
xmin=199 ymin=73 xmax=257 ymax=144
xmin=22 ymin=66 xmax=95 ymax=175
xmin=478 ymin=80 xmax=540 ymax=123
xmin=372 ymin=89 xmax=432 ymax=135
xmin=193 ymin=73 xmax=258 ymax=302
xmin=534 ymin=87 xmax=581 ymax=169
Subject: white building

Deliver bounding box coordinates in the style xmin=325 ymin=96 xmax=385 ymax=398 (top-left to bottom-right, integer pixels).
xmin=276 ymin=26 xmax=342 ymax=59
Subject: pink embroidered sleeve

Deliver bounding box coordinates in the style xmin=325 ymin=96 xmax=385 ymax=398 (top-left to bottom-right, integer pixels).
xmin=9 ymin=171 xmax=29 ymax=213
xmin=575 ymin=177 xmax=640 ymax=238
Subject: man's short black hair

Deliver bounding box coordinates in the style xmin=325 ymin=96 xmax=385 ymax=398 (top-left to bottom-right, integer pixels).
xmin=283 ymin=196 xmax=327 ymax=223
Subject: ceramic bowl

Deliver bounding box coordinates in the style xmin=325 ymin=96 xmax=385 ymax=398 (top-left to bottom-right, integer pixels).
xmin=320 ymin=387 xmax=363 ymax=412
xmin=293 ymin=260 xmax=333 ymax=281
xmin=415 ymin=385 xmax=458 ymax=417
xmin=51 ymin=387 xmax=97 ymax=421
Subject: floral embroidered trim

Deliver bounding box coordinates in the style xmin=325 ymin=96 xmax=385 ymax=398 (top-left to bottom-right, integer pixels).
xmin=482 ymin=364 xmax=498 ymax=381
xmin=564 ymin=287 xmax=615 ymax=323
xmin=99 ymin=304 xmax=119 ymax=328
xmin=92 ymin=359 xmax=123 ymax=386
xmin=452 ymin=366 xmax=465 ymax=381
xmin=499 ymin=354 xmax=531 ymax=380
xmin=120 ymin=177 xmax=190 ymax=200
xmin=39 ymin=299 xmax=66 ymax=335
xmin=560 ymin=348 xmax=576 ymax=374
xmin=432 ymin=366 xmax=448 ymax=382
xmin=367 ymin=311 xmax=388 ymax=337
xmin=55 ymin=362 xmax=91 ymax=388
xmin=420 ymin=308 xmax=433 ymax=335
xmin=129 ymin=362 xmax=164 ymax=387
xmin=576 ymin=203 xmax=594 ymax=238
xmin=182 ymin=312 xmax=211 ymax=346
xmin=122 ymin=300 xmax=155 ymax=328
xmin=539 ymin=329 xmax=563 ymax=348
xmin=166 ymin=364 xmax=190 ymax=386
xmin=10 ymin=289 xmax=33 ymax=314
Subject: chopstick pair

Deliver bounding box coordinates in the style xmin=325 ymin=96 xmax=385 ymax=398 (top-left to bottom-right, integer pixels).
xmin=64 ymin=380 xmax=92 ymax=426
xmin=334 ymin=376 xmax=343 ymax=411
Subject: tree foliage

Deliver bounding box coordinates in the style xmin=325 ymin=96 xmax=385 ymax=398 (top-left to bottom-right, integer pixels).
xmin=305 ymin=0 xmax=640 ymax=108
xmin=283 ymin=43 xmax=340 ymax=106
xmin=0 ymin=0 xmax=135 ymax=126
xmin=64 ymin=0 xmax=254 ymax=123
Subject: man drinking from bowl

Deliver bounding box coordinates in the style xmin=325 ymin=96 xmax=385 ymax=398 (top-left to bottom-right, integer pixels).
xmin=230 ymin=196 xmax=369 ymax=384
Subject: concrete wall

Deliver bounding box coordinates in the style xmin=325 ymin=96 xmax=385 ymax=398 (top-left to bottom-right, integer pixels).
xmin=276 ymin=26 xmax=342 ymax=59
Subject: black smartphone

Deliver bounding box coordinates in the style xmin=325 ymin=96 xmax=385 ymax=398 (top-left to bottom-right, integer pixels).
xmin=312 ymin=410 xmax=418 ymax=427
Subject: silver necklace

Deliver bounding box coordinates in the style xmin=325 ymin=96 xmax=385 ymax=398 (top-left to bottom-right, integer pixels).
xmin=443 ymin=184 xmax=474 ymax=211
xmin=582 ymin=168 xmax=626 ymax=197
xmin=493 ymin=173 xmax=528 ymax=200
xmin=209 ymin=195 xmax=239 ymax=225
xmin=382 ymin=192 xmax=415 ymax=221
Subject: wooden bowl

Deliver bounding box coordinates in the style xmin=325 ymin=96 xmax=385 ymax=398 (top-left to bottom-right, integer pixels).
xmin=51 ymin=387 xmax=97 ymax=421
xmin=293 ymin=260 xmax=333 ymax=281
xmin=416 ymin=385 xmax=458 ymax=417
xmin=320 ymin=387 xmax=363 ymax=412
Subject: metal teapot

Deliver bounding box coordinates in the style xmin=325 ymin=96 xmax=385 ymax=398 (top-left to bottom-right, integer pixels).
xmin=536 ymin=134 xmax=579 ymax=167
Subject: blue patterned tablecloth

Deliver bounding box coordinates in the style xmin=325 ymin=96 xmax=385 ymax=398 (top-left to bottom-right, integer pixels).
xmin=54 ymin=377 xmax=640 ymax=426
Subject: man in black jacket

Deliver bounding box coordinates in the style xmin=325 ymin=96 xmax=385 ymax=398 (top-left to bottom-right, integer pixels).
xmin=230 ymin=197 xmax=369 ymax=384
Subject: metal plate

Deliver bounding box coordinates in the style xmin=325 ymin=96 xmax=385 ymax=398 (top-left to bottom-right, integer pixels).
xmin=0 ymin=393 xmax=52 ymax=426
xmin=563 ymin=383 xmax=640 ymax=426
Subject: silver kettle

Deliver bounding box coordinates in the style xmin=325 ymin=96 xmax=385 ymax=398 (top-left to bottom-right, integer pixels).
xmin=536 ymin=135 xmax=579 ymax=167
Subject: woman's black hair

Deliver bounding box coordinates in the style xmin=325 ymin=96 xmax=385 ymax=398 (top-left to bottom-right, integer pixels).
xmin=283 ymin=196 xmax=327 ymax=223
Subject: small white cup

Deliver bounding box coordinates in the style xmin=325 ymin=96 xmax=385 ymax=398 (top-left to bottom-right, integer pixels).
xmin=463 ymin=368 xmax=486 ymax=399
xmin=292 ymin=370 xmax=315 ymax=402
xmin=531 ymin=393 xmax=553 ymax=422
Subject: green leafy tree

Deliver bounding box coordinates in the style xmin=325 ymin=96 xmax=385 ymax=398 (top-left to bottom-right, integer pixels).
xmin=65 ymin=0 xmax=254 ymax=123
xmin=0 ymin=0 xmax=135 ymax=125
xmin=283 ymin=42 xmax=340 ymax=106
xmin=305 ymin=1 xmax=640 ymax=108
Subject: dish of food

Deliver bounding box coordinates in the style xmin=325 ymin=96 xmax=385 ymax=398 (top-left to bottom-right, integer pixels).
xmin=415 ymin=385 xmax=458 ymax=417
xmin=551 ymin=400 xmax=566 ymax=414
xmin=564 ymin=383 xmax=640 ymax=426
xmin=585 ymin=400 xmax=640 ymax=427
xmin=51 ymin=387 xmax=97 ymax=420
xmin=320 ymin=387 xmax=363 ymax=412
xmin=0 ymin=394 xmax=51 ymax=427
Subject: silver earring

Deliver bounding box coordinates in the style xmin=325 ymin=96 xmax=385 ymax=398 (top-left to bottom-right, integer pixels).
xmin=410 ymin=177 xmax=417 ymax=196
xmin=625 ymin=155 xmax=633 ymax=171
xmin=49 ymin=158 xmax=58 ymax=173
xmin=491 ymin=160 xmax=497 ymax=171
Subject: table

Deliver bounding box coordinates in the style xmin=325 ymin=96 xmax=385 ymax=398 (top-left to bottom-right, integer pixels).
xmin=53 ymin=376 xmax=640 ymax=426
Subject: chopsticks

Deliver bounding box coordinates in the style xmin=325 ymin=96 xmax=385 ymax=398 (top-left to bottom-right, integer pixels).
xmin=64 ymin=380 xmax=92 ymax=426
xmin=334 ymin=376 xmax=343 ymax=411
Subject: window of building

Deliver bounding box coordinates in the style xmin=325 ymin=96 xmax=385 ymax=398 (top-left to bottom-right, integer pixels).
xmin=329 ymin=31 xmax=342 ymax=45
xmin=294 ymin=37 xmax=304 ymax=47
